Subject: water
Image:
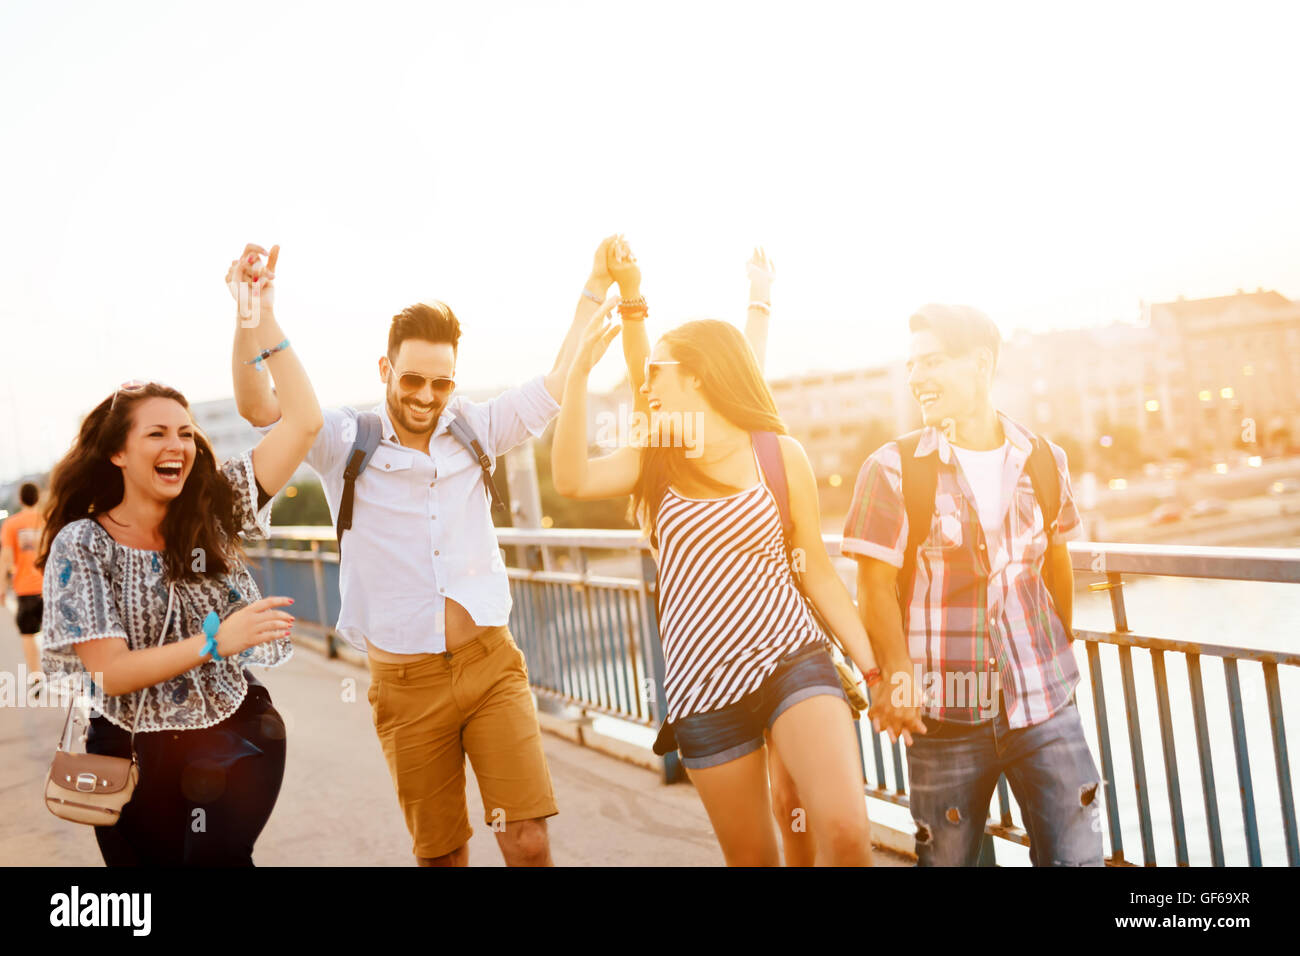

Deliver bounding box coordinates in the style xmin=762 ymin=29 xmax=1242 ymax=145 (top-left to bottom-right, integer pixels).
xmin=1063 ymin=576 xmax=1299 ymax=866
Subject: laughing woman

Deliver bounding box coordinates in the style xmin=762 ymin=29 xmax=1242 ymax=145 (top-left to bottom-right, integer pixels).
xmin=553 ymin=289 xmax=879 ymax=866
xmin=37 ymin=243 xmax=322 ymax=866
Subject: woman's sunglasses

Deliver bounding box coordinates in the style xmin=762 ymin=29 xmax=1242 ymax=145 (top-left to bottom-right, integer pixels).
xmin=395 ymin=371 xmax=456 ymax=395
xmin=643 ymin=360 xmax=681 ymax=385
xmin=109 ymin=379 xmax=175 ymax=410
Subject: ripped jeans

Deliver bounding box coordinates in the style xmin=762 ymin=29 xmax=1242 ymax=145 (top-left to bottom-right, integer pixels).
xmin=905 ymin=699 xmax=1104 ymax=866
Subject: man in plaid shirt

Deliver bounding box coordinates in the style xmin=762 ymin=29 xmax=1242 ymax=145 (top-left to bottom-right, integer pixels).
xmin=842 ymin=304 xmax=1103 ymax=866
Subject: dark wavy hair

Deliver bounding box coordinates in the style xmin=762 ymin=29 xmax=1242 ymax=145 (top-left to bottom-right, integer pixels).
xmin=388 ymin=301 xmax=461 ymax=358
xmin=37 ymin=383 xmax=244 ymax=582
xmin=632 ymin=320 xmax=787 ymax=546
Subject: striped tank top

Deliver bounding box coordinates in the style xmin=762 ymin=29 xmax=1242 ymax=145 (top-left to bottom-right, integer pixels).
xmin=656 ymin=452 xmax=828 ymax=722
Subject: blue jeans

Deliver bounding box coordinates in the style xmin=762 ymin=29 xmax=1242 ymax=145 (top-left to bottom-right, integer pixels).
xmin=905 ymin=698 xmax=1104 ymax=866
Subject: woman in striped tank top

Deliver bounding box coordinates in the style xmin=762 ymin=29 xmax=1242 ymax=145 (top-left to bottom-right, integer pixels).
xmin=553 ymin=297 xmax=882 ymax=866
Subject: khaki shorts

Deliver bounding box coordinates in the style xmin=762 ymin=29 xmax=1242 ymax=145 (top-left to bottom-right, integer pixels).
xmin=366 ymin=625 xmax=558 ymax=859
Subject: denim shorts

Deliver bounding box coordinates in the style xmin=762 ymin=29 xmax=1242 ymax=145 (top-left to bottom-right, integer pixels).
xmin=671 ymin=642 xmax=847 ymax=770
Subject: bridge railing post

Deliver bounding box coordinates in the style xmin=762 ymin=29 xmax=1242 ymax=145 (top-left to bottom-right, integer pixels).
xmin=636 ymin=549 xmax=681 ymax=783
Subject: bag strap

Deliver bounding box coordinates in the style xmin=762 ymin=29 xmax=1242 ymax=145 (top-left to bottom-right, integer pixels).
xmin=751 ymin=431 xmax=852 ymax=661
xmin=897 ymin=429 xmax=937 ymax=620
xmin=128 ymin=582 xmax=175 ymax=754
xmin=336 ymin=411 xmax=384 ymax=553
xmin=447 ymin=417 xmax=508 ymax=515
xmin=751 ymin=431 xmax=793 ymax=544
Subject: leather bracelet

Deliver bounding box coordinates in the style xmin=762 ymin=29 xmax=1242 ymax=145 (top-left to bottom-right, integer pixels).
xmin=748 ymin=300 xmax=772 ymax=314
xmin=201 ymin=611 xmax=223 ymax=662
xmin=864 ymin=667 xmax=881 ymax=687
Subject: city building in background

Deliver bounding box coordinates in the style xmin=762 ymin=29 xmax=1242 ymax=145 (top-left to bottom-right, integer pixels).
xmin=758 ymin=289 xmax=1300 ymax=485
xmin=767 ymin=365 xmax=915 ymax=486
xmin=997 ymin=289 xmax=1300 ymax=469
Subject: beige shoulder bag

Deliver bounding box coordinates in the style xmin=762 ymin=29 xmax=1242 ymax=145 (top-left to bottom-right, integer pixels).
xmin=44 ymin=583 xmax=175 ymax=825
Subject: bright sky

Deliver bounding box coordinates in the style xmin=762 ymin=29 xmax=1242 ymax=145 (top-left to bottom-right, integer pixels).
xmin=2 ymin=0 xmax=1298 ymax=480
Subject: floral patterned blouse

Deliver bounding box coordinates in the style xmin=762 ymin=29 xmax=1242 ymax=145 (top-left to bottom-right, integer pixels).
xmin=40 ymin=451 xmax=293 ymax=733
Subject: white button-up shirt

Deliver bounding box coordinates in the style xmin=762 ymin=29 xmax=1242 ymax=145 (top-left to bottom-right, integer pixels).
xmin=262 ymin=376 xmax=559 ymax=654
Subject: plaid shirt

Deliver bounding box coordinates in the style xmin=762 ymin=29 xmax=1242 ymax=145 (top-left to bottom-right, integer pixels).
xmin=841 ymin=412 xmax=1083 ymax=729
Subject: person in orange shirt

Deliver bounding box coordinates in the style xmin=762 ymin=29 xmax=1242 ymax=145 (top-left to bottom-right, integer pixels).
xmin=1 ymin=482 xmax=46 ymax=689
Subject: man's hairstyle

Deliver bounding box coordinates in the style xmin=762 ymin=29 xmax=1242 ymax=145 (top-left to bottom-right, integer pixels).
xmin=908 ymin=303 xmax=1001 ymax=372
xmin=388 ymin=301 xmax=461 ymax=359
xmin=19 ymin=483 xmax=39 ymax=507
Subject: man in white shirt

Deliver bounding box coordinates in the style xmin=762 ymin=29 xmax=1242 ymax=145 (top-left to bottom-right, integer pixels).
xmin=233 ymin=242 xmax=616 ymax=866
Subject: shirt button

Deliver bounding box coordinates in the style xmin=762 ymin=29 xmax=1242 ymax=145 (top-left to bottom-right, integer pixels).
xmin=429 ymin=482 xmax=435 ymax=488
xmin=384 ymin=463 xmax=390 ymax=470
xmin=434 ymin=550 xmax=440 ymax=556
xmin=987 ymin=658 xmax=996 ymax=666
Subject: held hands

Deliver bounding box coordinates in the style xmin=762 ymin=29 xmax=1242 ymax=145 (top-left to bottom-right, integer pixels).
xmin=572 ymin=297 xmax=622 ymax=377
xmin=747 ymin=246 xmax=774 ymax=302
xmin=607 ymin=234 xmax=641 ymax=298
xmin=867 ymin=661 xmax=928 ymax=747
xmin=213 ymin=596 xmax=295 ymax=659
xmin=225 ymin=243 xmax=279 ymax=324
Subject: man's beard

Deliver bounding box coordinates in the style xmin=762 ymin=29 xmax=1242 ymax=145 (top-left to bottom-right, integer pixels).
xmin=387 ymin=388 xmax=442 ymax=435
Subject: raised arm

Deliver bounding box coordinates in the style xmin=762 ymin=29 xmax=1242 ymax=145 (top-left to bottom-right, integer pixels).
xmin=608 ymin=235 xmax=652 ymax=415
xmin=744 ymin=247 xmax=774 ymax=371
xmin=552 ymin=302 xmax=641 ymax=500
xmin=544 ymin=235 xmax=624 ymax=401
xmin=225 ymin=244 xmax=323 ymax=496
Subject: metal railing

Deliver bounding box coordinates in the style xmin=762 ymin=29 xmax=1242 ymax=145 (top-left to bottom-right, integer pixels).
xmin=245 ymin=528 xmax=1299 ymax=867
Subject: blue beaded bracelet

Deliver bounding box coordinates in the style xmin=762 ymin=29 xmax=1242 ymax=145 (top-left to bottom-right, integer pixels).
xmin=201 ymin=611 xmax=223 ymax=661
xmin=245 ymin=338 xmax=290 ymax=371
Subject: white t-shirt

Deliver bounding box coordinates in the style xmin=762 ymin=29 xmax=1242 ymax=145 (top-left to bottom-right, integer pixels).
xmin=951 ymin=441 xmax=1010 ymax=539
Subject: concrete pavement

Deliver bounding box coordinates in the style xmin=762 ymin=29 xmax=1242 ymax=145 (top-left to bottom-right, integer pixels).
xmin=1 ymin=607 xmax=904 ymax=866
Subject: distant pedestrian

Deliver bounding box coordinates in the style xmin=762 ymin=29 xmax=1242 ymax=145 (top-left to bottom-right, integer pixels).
xmin=1 ymin=482 xmax=47 ymax=696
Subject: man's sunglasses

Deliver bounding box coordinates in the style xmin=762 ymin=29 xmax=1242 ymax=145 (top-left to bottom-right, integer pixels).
xmin=395 ymin=371 xmax=456 ymax=394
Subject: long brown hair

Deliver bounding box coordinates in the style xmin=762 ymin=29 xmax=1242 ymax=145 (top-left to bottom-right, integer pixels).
xmin=632 ymin=320 xmax=787 ymax=545
xmin=38 ymin=383 xmax=245 ymax=582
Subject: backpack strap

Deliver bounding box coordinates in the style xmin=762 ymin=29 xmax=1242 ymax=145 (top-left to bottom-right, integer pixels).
xmin=897 ymin=428 xmax=937 ymax=619
xmin=336 ymin=411 xmax=383 ymax=553
xmin=1025 ymin=435 xmax=1062 ymax=536
xmin=1025 ymin=433 xmax=1066 ymax=629
xmin=447 ymin=417 xmax=508 ymax=514
xmin=895 ymin=426 xmax=1068 ymax=630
